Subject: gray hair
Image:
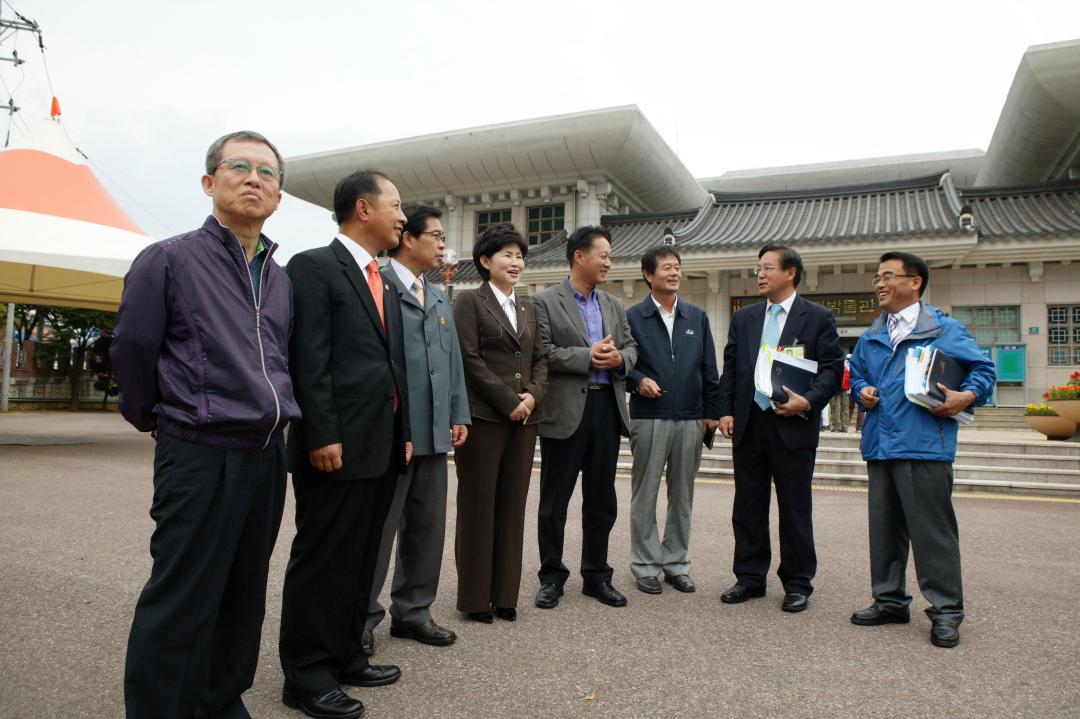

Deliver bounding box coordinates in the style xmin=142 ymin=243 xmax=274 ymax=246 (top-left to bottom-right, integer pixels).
xmin=204 ymin=130 xmax=286 ymax=189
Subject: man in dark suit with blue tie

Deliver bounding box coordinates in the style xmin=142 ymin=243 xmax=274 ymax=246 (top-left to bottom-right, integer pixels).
xmin=279 ymin=171 xmax=412 ymax=719
xmin=717 ymin=243 xmax=843 ymax=613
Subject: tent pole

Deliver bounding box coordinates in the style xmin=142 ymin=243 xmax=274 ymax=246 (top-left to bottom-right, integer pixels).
xmin=1 ymin=303 xmax=14 ymax=411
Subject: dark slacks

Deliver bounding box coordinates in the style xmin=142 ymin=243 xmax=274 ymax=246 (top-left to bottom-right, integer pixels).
xmin=867 ymin=459 xmax=964 ymax=623
xmin=454 ymin=419 xmax=537 ymax=612
xmin=537 ymin=386 xmax=621 ymax=587
xmin=278 ymin=455 xmax=398 ymax=695
xmin=731 ymin=405 xmax=817 ymax=595
xmin=124 ymin=432 xmax=286 ymax=719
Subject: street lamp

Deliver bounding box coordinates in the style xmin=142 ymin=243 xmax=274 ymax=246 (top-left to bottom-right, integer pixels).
xmin=439 ymin=248 xmax=460 ymax=299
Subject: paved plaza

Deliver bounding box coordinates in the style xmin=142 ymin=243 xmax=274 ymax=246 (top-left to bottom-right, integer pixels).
xmin=1 ymin=412 xmax=1078 ymax=718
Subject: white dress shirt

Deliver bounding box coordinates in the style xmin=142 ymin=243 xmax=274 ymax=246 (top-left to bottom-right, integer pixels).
xmin=336 ymin=233 xmax=376 ymax=273
xmin=888 ymin=301 xmax=922 ymax=346
xmin=389 ymin=258 xmax=424 ymax=302
xmin=763 ymin=291 xmax=798 ymax=342
xmin=488 ymin=282 xmax=518 ymax=331
xmin=651 ymin=294 xmax=678 ymax=340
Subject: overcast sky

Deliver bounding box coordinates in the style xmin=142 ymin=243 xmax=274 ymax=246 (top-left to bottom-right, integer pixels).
xmin=3 ymin=0 xmax=1079 ymax=262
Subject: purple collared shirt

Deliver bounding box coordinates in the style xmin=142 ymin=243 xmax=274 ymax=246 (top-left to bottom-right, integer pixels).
xmin=572 ymin=283 xmax=611 ymax=385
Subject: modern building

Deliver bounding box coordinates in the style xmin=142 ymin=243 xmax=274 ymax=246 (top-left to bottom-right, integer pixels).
xmin=284 ymin=40 xmax=1080 ymax=406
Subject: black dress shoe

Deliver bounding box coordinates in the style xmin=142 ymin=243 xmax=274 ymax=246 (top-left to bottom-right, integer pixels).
xmin=583 ymin=582 xmax=628 ymax=607
xmin=466 ymin=610 xmax=494 ymax=623
xmin=665 ymin=574 xmax=696 ymax=593
xmin=282 ymin=685 xmax=364 ymax=718
xmin=360 ymin=629 xmax=374 ymax=657
xmin=930 ymin=620 xmax=961 ymax=648
xmin=850 ymin=605 xmax=911 ymax=626
xmin=338 ymin=664 xmax=401 ymax=688
xmin=781 ymin=592 xmax=809 ymax=613
xmin=720 ymin=584 xmax=765 ymax=604
xmin=535 ymin=583 xmax=563 ymax=609
xmin=636 ymin=576 xmax=662 ymax=594
xmin=390 ymin=619 xmax=456 ymax=646
xmin=494 ymin=607 xmax=517 ymax=621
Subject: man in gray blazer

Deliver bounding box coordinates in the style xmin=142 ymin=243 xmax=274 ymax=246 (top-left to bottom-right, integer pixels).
xmin=364 ymin=205 xmax=470 ymax=652
xmin=532 ymin=226 xmax=638 ymax=609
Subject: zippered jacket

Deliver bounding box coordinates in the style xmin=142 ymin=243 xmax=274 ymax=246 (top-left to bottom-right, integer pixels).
xmin=111 ymin=216 xmax=301 ymax=450
xmin=626 ymin=297 xmax=721 ymax=420
xmin=849 ymin=302 xmax=996 ymax=462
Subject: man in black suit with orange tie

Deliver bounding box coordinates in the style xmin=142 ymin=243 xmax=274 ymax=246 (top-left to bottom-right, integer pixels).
xmin=717 ymin=243 xmax=842 ymax=613
xmin=279 ymin=170 xmax=412 ymax=719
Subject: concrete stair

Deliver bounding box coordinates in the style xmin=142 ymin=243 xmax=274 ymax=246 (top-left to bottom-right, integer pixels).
xmin=524 ymin=431 xmax=1080 ymax=497
xmin=966 ymin=406 xmax=1029 ymax=430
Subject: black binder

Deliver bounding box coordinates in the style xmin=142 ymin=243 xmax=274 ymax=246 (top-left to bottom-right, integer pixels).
xmin=770 ymin=360 xmax=816 ymax=404
xmin=925 ymin=348 xmax=969 ymax=403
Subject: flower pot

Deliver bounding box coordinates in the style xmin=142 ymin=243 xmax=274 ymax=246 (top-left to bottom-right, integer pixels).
xmin=1051 ymin=398 xmax=1080 ymax=425
xmin=1025 ymin=414 xmax=1077 ymax=440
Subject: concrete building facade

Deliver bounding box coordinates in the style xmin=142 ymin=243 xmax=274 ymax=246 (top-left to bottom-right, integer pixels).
xmin=283 ymin=40 xmax=1080 ymax=406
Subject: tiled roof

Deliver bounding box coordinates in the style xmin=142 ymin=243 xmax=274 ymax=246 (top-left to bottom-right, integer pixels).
xmin=960 ymin=181 xmax=1080 ymax=240
xmin=673 ymin=172 xmax=969 ymax=249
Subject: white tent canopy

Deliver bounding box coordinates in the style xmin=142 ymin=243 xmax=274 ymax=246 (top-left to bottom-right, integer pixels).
xmin=0 ymin=118 xmax=154 ymax=409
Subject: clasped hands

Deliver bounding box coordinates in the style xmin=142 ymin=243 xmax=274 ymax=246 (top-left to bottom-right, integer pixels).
xmin=590 ymin=335 xmax=624 ymax=370
xmin=509 ymin=392 xmax=536 ymax=423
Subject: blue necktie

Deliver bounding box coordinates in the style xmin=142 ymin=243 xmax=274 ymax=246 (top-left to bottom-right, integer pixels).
xmin=755 ymin=304 xmax=783 ymax=410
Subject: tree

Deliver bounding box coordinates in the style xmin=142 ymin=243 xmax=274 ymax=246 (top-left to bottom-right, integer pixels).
xmin=34 ymin=308 xmax=116 ymax=410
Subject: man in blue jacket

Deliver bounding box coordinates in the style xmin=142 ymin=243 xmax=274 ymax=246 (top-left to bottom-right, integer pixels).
xmin=849 ymin=251 xmax=995 ymax=649
xmin=626 ymin=246 xmax=721 ymax=595
xmin=112 ymin=130 xmax=301 ymax=718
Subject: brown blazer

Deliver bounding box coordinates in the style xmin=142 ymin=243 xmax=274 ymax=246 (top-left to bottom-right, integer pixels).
xmin=453 ymin=283 xmax=548 ymax=425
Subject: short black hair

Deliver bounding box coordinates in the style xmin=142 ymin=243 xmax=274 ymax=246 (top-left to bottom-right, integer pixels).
xmin=473 ymin=223 xmax=528 ymax=282
xmin=388 ymin=204 xmax=443 ymax=257
xmin=333 ymin=170 xmax=391 ymax=225
xmin=640 ymin=245 xmax=681 ymax=289
xmin=758 ymin=242 xmax=804 ymax=288
xmin=880 ymin=251 xmax=930 ymax=296
xmin=565 ymin=225 xmax=612 ymax=267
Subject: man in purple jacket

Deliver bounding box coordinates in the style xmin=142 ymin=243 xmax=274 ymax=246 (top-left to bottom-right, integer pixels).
xmin=112 ymin=130 xmax=301 ymax=719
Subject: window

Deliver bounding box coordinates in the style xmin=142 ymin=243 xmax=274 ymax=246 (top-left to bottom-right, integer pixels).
xmin=526 ymin=204 xmax=564 ymax=246
xmin=951 ymin=305 xmax=1021 ymax=344
xmin=1047 ymin=304 xmax=1080 ymax=366
xmin=476 ymin=208 xmax=512 ymax=237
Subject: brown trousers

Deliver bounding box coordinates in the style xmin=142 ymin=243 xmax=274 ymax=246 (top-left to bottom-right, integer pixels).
xmin=453 ymin=418 xmax=537 ymax=613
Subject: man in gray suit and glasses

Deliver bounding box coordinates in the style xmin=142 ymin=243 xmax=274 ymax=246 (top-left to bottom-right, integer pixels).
xmin=363 ymin=205 xmax=470 ymax=653
xmin=532 ymin=226 xmax=638 ymax=610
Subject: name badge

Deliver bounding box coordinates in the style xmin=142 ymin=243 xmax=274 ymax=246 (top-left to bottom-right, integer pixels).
xmin=439 ymin=316 xmax=447 ymax=326
xmin=782 ymin=346 xmax=806 ymax=359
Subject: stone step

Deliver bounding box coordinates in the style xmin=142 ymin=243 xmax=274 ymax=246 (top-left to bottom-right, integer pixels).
xmin=520 ymin=432 xmax=1080 ymax=496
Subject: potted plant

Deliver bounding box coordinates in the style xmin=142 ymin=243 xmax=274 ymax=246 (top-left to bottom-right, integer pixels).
xmin=1045 ymin=372 xmax=1080 ymax=424
xmin=1025 ymin=402 xmax=1077 ymax=440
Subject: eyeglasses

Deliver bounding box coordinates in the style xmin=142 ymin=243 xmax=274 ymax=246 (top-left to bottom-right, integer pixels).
xmin=754 ymin=264 xmax=778 ymax=274
xmin=216 ymin=158 xmax=282 ymax=184
xmin=872 ymin=272 xmax=917 ymax=286
xmin=420 ymin=230 xmax=446 ymax=241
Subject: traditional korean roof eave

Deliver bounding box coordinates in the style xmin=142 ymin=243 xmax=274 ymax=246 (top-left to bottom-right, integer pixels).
xmin=284 ymin=106 xmax=706 ymax=213
xmin=976 ymin=40 xmax=1080 ymax=186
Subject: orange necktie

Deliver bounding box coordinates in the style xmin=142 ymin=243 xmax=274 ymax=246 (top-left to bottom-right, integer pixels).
xmin=366 ymin=260 xmax=385 ymax=328
xmin=366 ymin=260 xmax=397 ymax=411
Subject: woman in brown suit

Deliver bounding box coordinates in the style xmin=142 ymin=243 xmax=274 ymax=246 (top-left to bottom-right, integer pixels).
xmin=453 ymin=223 xmax=548 ymax=623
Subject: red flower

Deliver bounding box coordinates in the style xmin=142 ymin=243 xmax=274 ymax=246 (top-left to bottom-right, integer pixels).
xmin=1043 ymin=392 xmax=1049 ymax=398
